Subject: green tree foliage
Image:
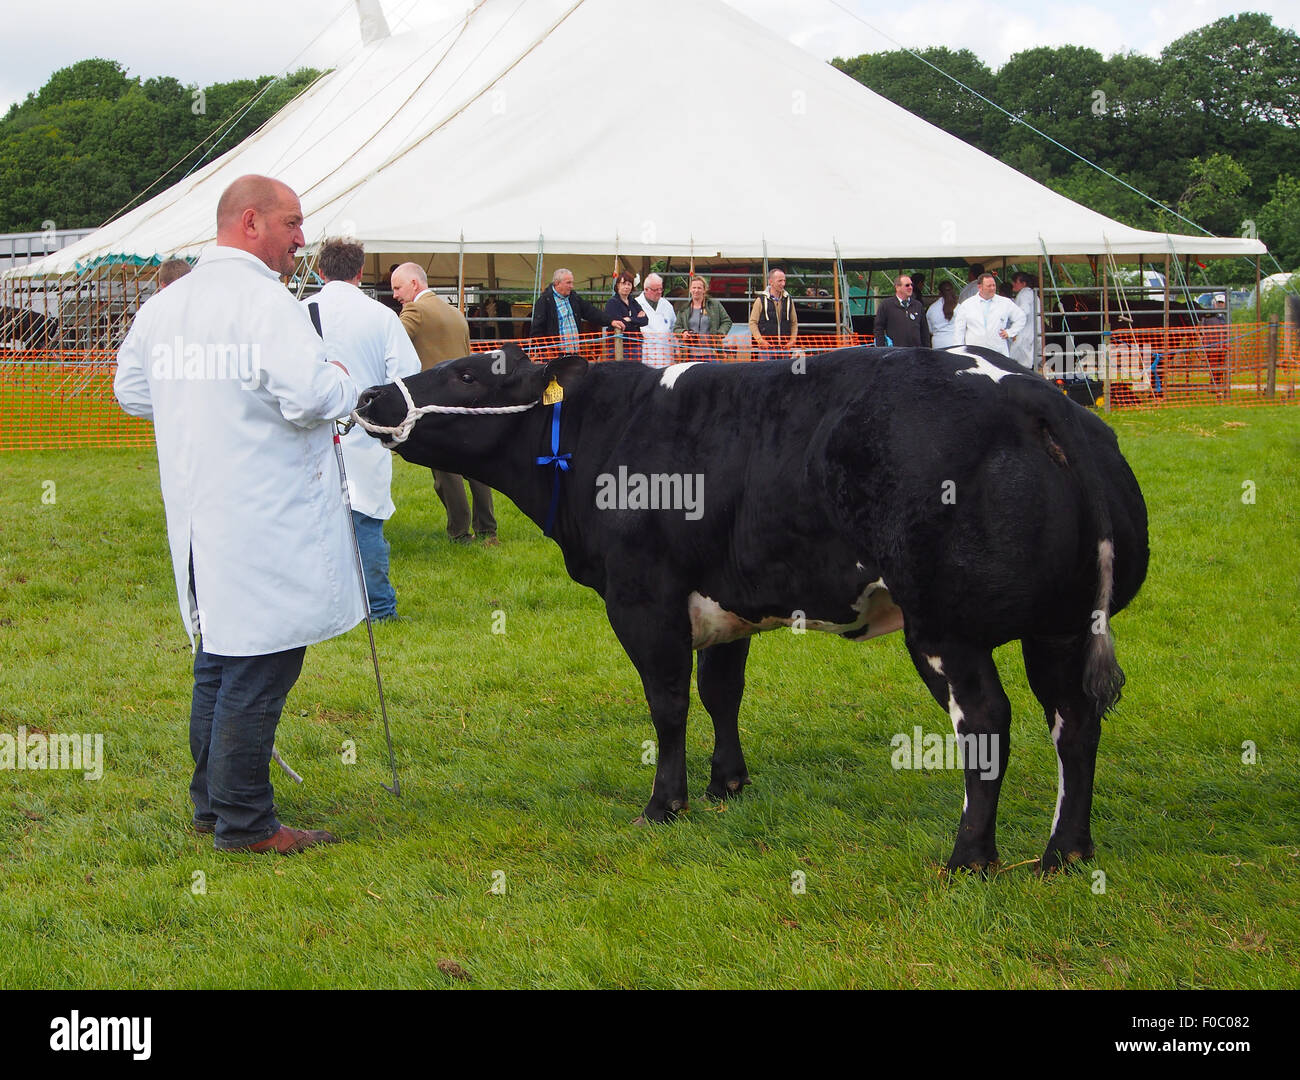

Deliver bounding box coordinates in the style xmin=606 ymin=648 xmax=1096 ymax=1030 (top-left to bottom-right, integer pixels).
xmin=833 ymin=13 xmax=1300 ymax=270
xmin=1255 ymin=174 xmax=1300 ymax=269
xmin=831 ymin=47 xmax=998 ymax=150
xmin=0 ymin=63 xmax=321 ymax=232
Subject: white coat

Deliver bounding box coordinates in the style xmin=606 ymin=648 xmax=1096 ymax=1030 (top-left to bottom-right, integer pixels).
xmin=1010 ymin=286 xmax=1039 ymax=370
xmin=302 ymin=281 xmax=420 ymax=520
xmin=951 ymin=293 xmax=1028 ymax=357
xmin=636 ymin=293 xmax=678 ymax=368
xmin=114 ymin=246 xmax=364 ymax=656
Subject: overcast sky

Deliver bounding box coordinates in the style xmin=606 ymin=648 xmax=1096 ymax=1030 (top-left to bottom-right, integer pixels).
xmin=2 ymin=0 xmax=1295 ymax=114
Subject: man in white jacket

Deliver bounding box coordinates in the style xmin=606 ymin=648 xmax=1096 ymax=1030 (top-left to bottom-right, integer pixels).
xmin=951 ymin=272 xmax=1028 ymax=358
xmin=1009 ymin=271 xmax=1040 ymax=371
xmin=304 ymin=239 xmax=420 ymax=619
xmin=636 ymin=273 xmax=677 ymax=368
xmin=115 ymin=175 xmax=363 ymax=855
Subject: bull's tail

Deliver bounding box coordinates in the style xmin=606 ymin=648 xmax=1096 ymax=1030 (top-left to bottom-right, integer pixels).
xmin=1084 ymin=537 xmax=1125 ymax=714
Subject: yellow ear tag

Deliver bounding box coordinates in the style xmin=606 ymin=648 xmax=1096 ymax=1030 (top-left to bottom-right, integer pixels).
xmin=542 ymin=377 xmax=564 ymax=405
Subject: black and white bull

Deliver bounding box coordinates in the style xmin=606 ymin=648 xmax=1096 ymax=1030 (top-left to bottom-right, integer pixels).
xmin=352 ymin=344 xmax=1149 ymax=872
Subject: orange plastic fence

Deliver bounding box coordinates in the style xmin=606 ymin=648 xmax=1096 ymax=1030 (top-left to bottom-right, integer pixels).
xmin=1095 ymin=321 xmax=1298 ymax=410
xmin=2 ymin=326 xmax=1293 ymax=451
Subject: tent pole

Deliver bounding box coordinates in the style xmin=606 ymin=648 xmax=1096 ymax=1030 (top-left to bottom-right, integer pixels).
xmin=1255 ymin=257 xmax=1262 ymax=322
xmin=1035 ymin=252 xmax=1044 ymax=371
xmin=533 ymin=233 xmax=545 ymax=307
xmin=1102 ymin=261 xmax=1111 ymax=413
xmin=1163 ymin=254 xmax=1171 ymax=328
xmin=762 ymin=236 xmax=769 ymax=284
xmin=457 ymin=232 xmax=465 ymax=314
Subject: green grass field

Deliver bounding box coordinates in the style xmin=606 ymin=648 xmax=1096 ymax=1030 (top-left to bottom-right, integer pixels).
xmin=0 ymin=404 xmax=1296 ymax=989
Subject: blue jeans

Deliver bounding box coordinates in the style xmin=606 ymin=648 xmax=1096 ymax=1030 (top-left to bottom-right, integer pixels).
xmin=190 ymin=644 xmax=306 ymax=848
xmin=352 ymin=510 xmax=396 ymax=618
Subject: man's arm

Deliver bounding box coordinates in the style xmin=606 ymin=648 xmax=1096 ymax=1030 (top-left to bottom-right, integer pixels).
xmin=257 ymin=297 xmax=358 ymax=426
xmin=918 ymin=304 xmax=931 ymax=348
xmin=398 ymin=303 xmax=421 ymax=343
xmin=787 ymin=297 xmax=798 ymax=345
xmin=872 ymin=304 xmax=888 ymax=346
xmin=113 ymin=310 xmax=154 ymax=420
xmin=951 ymin=301 xmax=968 ymax=344
xmin=530 ymin=293 xmax=550 ymax=337
xmin=1005 ymin=298 xmax=1028 ymax=340
xmin=712 ymin=300 xmax=733 ymax=337
xmin=748 ymin=297 xmax=765 ymax=346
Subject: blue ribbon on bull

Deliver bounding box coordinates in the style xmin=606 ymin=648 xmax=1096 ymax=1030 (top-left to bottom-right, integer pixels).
xmin=535 ymin=401 xmax=570 ymax=537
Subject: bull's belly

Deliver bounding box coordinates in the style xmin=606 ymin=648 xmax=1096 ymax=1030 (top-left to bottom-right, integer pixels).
xmin=688 ymin=581 xmax=904 ymax=650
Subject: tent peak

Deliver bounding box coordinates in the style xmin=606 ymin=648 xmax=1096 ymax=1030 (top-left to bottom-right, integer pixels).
xmin=355 ymin=0 xmax=391 ymax=44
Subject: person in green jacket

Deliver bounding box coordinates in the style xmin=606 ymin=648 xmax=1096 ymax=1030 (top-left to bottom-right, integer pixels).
xmin=674 ymin=276 xmax=733 ymax=361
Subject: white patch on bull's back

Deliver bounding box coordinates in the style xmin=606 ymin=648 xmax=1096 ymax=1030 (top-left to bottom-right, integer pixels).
xmin=1050 ymin=709 xmax=1067 ymax=836
xmin=659 ymin=362 xmax=701 ymax=390
xmin=950 ymin=350 xmax=1022 ymax=383
xmin=926 ymin=655 xmax=944 ymax=675
xmin=687 ymin=581 xmax=903 ymax=650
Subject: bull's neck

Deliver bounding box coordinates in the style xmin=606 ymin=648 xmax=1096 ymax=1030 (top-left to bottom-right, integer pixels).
xmin=435 ymin=399 xmax=581 ymax=538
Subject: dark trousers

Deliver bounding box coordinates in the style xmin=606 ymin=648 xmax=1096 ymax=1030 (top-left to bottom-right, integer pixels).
xmin=432 ymin=470 xmax=496 ymax=540
xmin=189 ymin=643 xmax=306 ymax=848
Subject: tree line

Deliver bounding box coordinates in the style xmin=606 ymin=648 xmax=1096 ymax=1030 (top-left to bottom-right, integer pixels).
xmin=833 ymin=12 xmax=1300 ymax=271
xmin=0 ymin=58 xmax=320 ymax=236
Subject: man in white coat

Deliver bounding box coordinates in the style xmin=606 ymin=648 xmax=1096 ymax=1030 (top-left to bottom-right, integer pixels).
xmin=636 ymin=273 xmax=677 ymax=368
xmin=304 ymin=239 xmax=420 ymax=618
xmin=115 ymin=175 xmax=363 ymax=855
xmin=951 ymin=272 xmax=1028 ymax=358
xmin=1009 ymin=271 xmax=1040 ymax=371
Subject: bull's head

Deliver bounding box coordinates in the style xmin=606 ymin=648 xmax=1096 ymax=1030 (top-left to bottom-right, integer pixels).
xmin=351 ymin=343 xmax=587 ymax=472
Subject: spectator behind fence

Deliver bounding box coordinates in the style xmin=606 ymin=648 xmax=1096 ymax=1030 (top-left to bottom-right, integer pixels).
xmin=1010 ymin=272 xmax=1040 ymax=371
xmin=391 ymin=261 xmax=499 ymax=546
xmin=636 ymin=272 xmax=677 ymax=368
xmin=748 ymin=268 xmax=798 ymax=360
xmin=873 ymin=273 xmax=930 ymax=348
xmin=603 ymin=270 xmax=648 ymax=362
xmin=531 ymin=268 xmax=625 ymax=353
xmin=303 ymin=238 xmax=420 ymax=620
xmin=927 ymin=280 xmax=960 ymax=348
xmin=156 ymin=258 xmax=191 ymax=289
xmin=952 ymin=272 xmax=1027 ymax=357
xmin=958 ymin=262 xmax=985 ymax=302
xmin=675 ymin=276 xmax=732 ymax=360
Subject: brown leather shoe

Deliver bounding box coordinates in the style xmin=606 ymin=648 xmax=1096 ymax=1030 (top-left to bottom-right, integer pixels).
xmin=225 ymin=825 xmax=339 ymax=854
xmin=193 ymin=818 xmax=216 ymax=834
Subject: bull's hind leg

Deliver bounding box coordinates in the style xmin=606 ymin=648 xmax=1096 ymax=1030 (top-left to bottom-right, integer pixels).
xmin=697 ymin=638 xmax=752 ymax=800
xmin=1022 ymin=635 xmax=1103 ymax=872
xmin=905 ymin=635 xmax=1012 ymax=872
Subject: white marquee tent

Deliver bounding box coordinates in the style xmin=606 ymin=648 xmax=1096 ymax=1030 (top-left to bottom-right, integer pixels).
xmin=8 ymin=0 xmax=1267 ymax=290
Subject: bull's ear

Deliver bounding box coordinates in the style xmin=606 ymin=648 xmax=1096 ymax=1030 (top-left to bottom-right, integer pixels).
xmin=543 ymin=354 xmax=588 ymax=395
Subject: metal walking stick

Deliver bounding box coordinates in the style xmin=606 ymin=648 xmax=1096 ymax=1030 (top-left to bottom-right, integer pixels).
xmin=332 ymin=424 xmax=402 ymax=796
xmin=308 ymin=298 xmax=400 ymax=795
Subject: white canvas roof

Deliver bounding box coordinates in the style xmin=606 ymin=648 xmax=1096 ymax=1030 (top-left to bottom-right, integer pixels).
xmin=9 ymin=0 xmax=1266 ymax=285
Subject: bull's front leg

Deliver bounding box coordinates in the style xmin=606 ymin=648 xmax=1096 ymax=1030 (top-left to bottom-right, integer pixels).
xmin=604 ymin=590 xmax=694 ymax=823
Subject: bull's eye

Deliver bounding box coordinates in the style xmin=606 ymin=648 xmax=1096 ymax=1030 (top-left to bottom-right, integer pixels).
xmin=459 ymin=371 xmax=476 ymax=384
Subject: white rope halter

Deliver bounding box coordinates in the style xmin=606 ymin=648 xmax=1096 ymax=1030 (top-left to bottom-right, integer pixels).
xmin=349 ymin=375 xmax=538 ymax=448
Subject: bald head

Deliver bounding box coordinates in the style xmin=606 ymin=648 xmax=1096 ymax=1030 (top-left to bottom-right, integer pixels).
xmin=390 ymin=262 xmax=428 ymax=305
xmin=214 ymin=174 xmax=304 ymax=276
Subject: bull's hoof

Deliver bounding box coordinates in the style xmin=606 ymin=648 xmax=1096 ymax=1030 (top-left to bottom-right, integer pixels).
xmin=705 ymin=774 xmax=752 ymax=801
xmin=1039 ymin=843 xmax=1095 ymax=875
xmin=945 ymin=843 xmax=1000 ymax=876
xmin=636 ymin=799 xmax=687 ymax=825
